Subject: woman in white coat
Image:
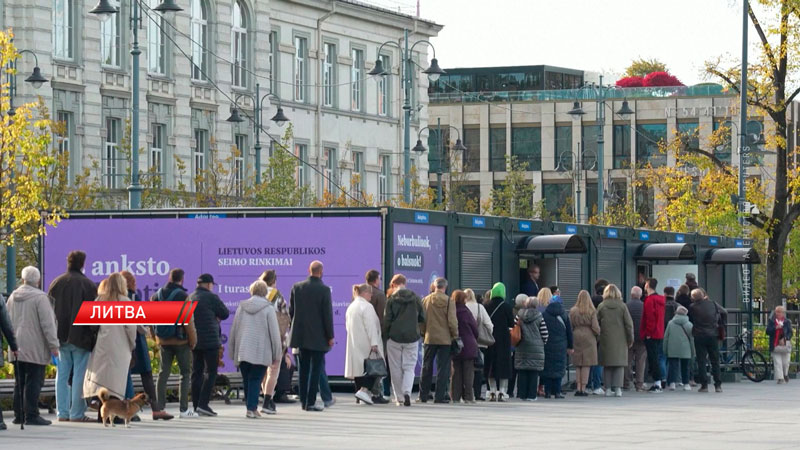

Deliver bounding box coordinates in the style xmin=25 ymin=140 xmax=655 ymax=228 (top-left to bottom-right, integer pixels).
xmin=465 ymin=289 xmax=492 ymax=400
xmin=83 ymin=273 xmax=137 ymax=405
xmin=345 ymin=283 xmax=384 ymax=405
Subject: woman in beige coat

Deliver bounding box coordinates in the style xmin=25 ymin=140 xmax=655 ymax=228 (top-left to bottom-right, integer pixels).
xmin=83 ymin=273 xmax=137 ymax=404
xmin=596 ymin=284 xmax=634 ymax=398
xmin=569 ymin=290 xmax=600 ymax=396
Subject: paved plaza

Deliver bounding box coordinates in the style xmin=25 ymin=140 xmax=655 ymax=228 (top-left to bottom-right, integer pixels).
xmin=0 ymin=380 xmax=797 ymax=449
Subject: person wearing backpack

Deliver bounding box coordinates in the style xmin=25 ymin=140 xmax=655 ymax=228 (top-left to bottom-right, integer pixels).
xmin=152 ymin=268 xmax=197 ymax=419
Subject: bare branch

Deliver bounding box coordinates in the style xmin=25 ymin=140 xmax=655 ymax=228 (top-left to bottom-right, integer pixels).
xmin=787 ymin=85 xmax=800 ymax=105
xmin=681 ymin=146 xmax=735 ymax=177
xmin=748 ymin=6 xmax=780 ymax=75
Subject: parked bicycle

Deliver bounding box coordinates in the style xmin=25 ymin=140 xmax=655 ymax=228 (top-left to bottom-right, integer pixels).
xmin=734 ymin=330 xmax=769 ymax=382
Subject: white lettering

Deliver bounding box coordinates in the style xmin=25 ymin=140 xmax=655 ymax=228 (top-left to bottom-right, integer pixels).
xmin=89 ymin=255 xmax=171 ymax=276
xmin=396 ymin=234 xmax=431 ymax=249
xmin=102 ymin=305 xmax=113 ymax=319
xmin=135 ymin=305 xmax=146 ymax=319
xmin=124 ymin=305 xmax=135 ymax=319
xmin=90 ymin=305 xmax=101 ymax=319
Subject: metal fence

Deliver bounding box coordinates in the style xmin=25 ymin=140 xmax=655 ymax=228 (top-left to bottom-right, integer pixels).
xmin=721 ymin=308 xmax=800 ymax=374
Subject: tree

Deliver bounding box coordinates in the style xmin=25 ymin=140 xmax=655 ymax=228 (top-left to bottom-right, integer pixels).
xmin=643 ymin=71 xmax=684 ymax=87
xmin=253 ymin=125 xmax=313 ymax=207
xmin=624 ymin=57 xmax=668 ymax=78
xmin=616 ymin=76 xmax=645 ymax=88
xmin=484 ymin=156 xmax=544 ymax=218
xmin=705 ymin=0 xmax=800 ymax=309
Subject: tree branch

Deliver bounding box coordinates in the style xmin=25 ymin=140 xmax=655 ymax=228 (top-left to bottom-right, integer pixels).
xmin=787 ymin=85 xmax=800 ymax=105
xmin=748 ymin=6 xmax=780 ymax=75
xmin=682 ymin=145 xmax=735 ymax=177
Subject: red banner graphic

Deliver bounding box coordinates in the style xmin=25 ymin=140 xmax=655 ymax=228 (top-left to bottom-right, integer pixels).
xmin=73 ymin=301 xmax=197 ymax=325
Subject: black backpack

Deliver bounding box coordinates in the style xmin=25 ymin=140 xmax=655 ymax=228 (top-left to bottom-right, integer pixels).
xmin=154 ymin=288 xmax=188 ymax=340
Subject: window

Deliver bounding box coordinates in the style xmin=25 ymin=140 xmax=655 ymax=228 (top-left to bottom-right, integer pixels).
xmin=56 ymin=111 xmax=72 ymax=180
xmin=636 ymin=123 xmax=667 ymax=167
xmin=462 ymin=128 xmax=480 ymax=172
xmin=677 ymin=122 xmax=699 ymax=150
xmin=104 ymin=117 xmax=121 ymax=188
xmin=352 ymin=150 xmax=365 ymax=191
xmin=581 ymin=125 xmax=601 ymax=170
xmin=543 ymin=183 xmax=573 ymax=220
xmin=294 ymin=36 xmax=307 ymax=102
xmin=234 ymin=134 xmax=247 ymax=196
xmin=511 ymin=126 xmax=541 ymax=171
xmin=428 ymin=128 xmax=450 ymax=173
xmin=193 ymin=128 xmax=208 ymax=189
xmin=379 ymin=155 xmax=390 ymax=202
xmin=323 ymin=147 xmax=337 ymax=193
xmin=713 ymin=121 xmax=732 ymax=164
xmin=377 ymin=54 xmax=390 ymax=116
xmin=636 ymin=186 xmax=655 ymax=225
xmin=489 ymin=127 xmax=506 ymax=171
xmin=191 ymin=0 xmax=209 ymax=81
xmin=53 ymin=0 xmax=74 ymax=60
xmin=150 ymin=123 xmax=165 ymax=176
xmin=147 ymin=0 xmax=166 ymax=75
xmin=231 ymin=0 xmax=248 ymax=88
xmin=612 ymin=124 xmax=631 ymax=169
xmin=555 ymin=125 xmax=572 ymax=170
xmin=323 ymin=42 xmax=336 ymax=107
xmin=101 ymin=0 xmax=121 ymax=67
xmin=585 ymin=183 xmax=597 ymax=219
xmin=351 ymin=48 xmax=364 ymax=111
xmin=268 ymin=31 xmax=278 ymax=93
xmin=296 ymin=143 xmax=308 ymax=187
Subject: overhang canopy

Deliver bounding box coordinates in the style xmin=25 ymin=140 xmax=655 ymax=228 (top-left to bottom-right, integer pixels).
xmin=517 ymin=234 xmax=587 ymax=255
xmin=635 ymin=243 xmax=695 ymax=261
xmin=705 ymin=248 xmax=761 ymax=264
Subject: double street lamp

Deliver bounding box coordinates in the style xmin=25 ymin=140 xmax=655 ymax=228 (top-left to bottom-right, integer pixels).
xmin=555 ymin=146 xmax=597 ymax=223
xmin=225 ymin=83 xmax=290 ymax=185
xmin=411 ymin=118 xmax=466 ymax=205
xmin=368 ymin=30 xmax=445 ymax=203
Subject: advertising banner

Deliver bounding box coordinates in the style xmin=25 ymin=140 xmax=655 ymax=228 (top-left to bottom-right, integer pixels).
xmin=392 ymin=222 xmax=446 ymax=299
xmin=43 ymin=216 xmax=382 ymax=375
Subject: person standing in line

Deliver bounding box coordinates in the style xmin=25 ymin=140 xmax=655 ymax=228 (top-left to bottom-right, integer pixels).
xmin=365 ymin=269 xmax=389 ymax=404
xmin=597 ymin=284 xmax=634 ymax=398
xmin=624 ymin=286 xmax=647 ymax=392
xmin=569 ymin=290 xmax=600 ymax=397
xmin=0 ymin=292 xmax=19 ymax=430
xmin=344 ymin=284 xmax=384 ymax=405
xmin=48 ymin=250 xmax=97 ymax=423
xmin=258 ymin=269 xmax=293 ymax=413
xmin=675 ymin=284 xmax=692 ymax=312
xmin=641 ymin=278 xmax=666 ymax=393
xmin=7 ymin=267 xmax=58 ymax=426
xmin=508 ymin=293 xmax=528 ymax=398
xmin=521 ymin=264 xmax=541 ymax=297
xmin=418 ymin=277 xmax=458 ymax=403
xmin=464 ymin=288 xmax=492 ymax=401
xmin=451 ymin=290 xmax=479 ymax=404
xmin=663 ymin=305 xmax=694 ymax=391
xmin=766 ymin=305 xmax=793 ymax=384
xmin=541 ymin=290 xmax=573 ymax=399
xmin=660 ymin=286 xmax=678 ymax=386
xmin=685 ymin=273 xmax=699 ymax=292
xmin=229 ymin=280 xmax=282 ymax=418
xmin=587 ymin=279 xmax=608 ymax=395
xmin=688 ymin=288 xmax=727 ymax=393
xmin=151 ymin=269 xmax=197 ymax=419
xmin=484 ymin=282 xmax=514 ymax=401
xmin=515 ymin=297 xmax=548 ymax=401
xmin=289 ymin=261 xmax=334 ymax=412
xmin=383 ymin=274 xmax=424 ymax=407
xmin=189 ymin=273 xmax=230 ymax=417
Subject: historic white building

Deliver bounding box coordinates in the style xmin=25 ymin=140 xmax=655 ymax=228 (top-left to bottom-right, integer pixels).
xmin=0 ymin=0 xmax=442 ymax=203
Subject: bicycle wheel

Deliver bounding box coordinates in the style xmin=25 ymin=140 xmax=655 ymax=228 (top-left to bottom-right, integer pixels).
xmin=741 ymin=350 xmax=769 ymax=383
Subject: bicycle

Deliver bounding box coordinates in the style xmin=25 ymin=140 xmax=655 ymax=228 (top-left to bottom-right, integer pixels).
xmin=734 ymin=330 xmax=770 ymax=382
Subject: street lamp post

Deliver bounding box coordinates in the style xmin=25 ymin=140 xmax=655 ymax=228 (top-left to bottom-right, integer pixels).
xmin=90 ymin=0 xmax=181 ymax=209
xmin=369 ymin=29 xmax=444 ymax=204
xmin=225 ymin=83 xmax=289 ymax=185
xmin=412 ymin=119 xmax=466 ymax=206
xmin=556 ymin=144 xmax=596 ymax=223
xmin=4 ymin=47 xmax=48 ymax=295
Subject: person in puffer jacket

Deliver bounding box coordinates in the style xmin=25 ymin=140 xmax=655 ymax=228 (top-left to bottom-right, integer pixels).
xmin=514 ymin=297 xmax=549 ymax=401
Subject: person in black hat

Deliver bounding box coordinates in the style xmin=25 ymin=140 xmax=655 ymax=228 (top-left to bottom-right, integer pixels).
xmin=189 ymin=273 xmax=230 ymax=417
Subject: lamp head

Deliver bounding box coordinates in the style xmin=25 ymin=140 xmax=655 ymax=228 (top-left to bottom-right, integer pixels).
xmin=567 ymin=101 xmax=585 ymax=118
xmin=454 ymin=138 xmax=467 ymax=152
xmin=616 ymin=99 xmax=634 ymax=116
xmin=423 ymin=58 xmax=445 ymax=83
xmin=154 ymin=0 xmax=183 ymax=13
xmin=25 ymin=66 xmax=48 ymax=89
xmin=89 ymin=0 xmax=118 ymax=17
xmin=226 ymin=107 xmax=245 ymax=123
xmin=368 ymin=59 xmax=387 ymax=78
xmin=271 ymin=107 xmax=289 ymax=127
xmin=412 ymin=139 xmax=427 ymax=154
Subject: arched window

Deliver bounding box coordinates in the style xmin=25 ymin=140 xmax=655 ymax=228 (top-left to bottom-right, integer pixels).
xmin=191 ymin=0 xmax=209 ymax=81
xmin=231 ymin=0 xmax=248 ymax=88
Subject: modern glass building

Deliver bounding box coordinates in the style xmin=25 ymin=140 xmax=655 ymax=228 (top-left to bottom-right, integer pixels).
xmin=429 ymin=65 xmax=584 ymax=94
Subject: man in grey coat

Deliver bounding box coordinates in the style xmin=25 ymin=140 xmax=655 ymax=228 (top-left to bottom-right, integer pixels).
xmin=624 ymin=286 xmax=647 ymax=392
xmin=7 ymin=266 xmax=59 ymax=426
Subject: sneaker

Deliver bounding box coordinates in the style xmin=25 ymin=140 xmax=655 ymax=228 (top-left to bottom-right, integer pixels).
xmin=246 ymin=410 xmax=259 ymax=419
xmin=649 ymin=386 xmax=663 ymax=394
xmin=130 ymin=415 xmax=141 ymax=422
xmin=715 ymin=386 xmax=723 ymax=393
xmin=324 ymin=398 xmax=336 ymax=408
xmin=615 ymin=388 xmax=623 ymax=398
xmin=355 ymin=390 xmax=374 ymax=405
xmin=698 ymin=386 xmax=708 ymax=393
xmin=668 ymin=383 xmax=676 ymax=391
xmin=605 ymin=389 xmax=615 ymax=397
xmin=785 ymin=376 xmax=790 ymax=383
xmin=403 ymin=394 xmax=411 ymax=407
xmin=306 ymin=403 xmax=325 ymax=412
xmin=25 ymin=416 xmax=52 ymax=426
xmin=196 ymin=406 xmax=217 ymax=417
xmin=152 ymin=411 xmax=174 ymax=421
xmin=683 ymin=384 xmax=692 ymax=391
xmin=497 ymin=393 xmax=505 ymax=402
xmin=553 ymin=394 xmax=565 ymax=399
xmin=488 ymin=392 xmax=496 ymax=402
xmin=592 ymin=388 xmax=605 ymax=395
xmin=261 ymin=404 xmax=277 ymax=415
xmin=0 ymin=421 xmax=6 ymax=431
xmin=372 ymin=396 xmax=390 ymax=404
xmin=778 ymin=379 xmax=785 ymax=384
xmin=180 ymin=409 xmax=199 ymax=418
xmin=524 ymin=397 xmax=537 ymax=402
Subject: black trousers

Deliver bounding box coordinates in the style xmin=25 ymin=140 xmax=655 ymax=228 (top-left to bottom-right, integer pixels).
xmin=695 ymin=335 xmax=722 ymax=387
xmin=13 ymin=362 xmax=46 ymax=420
xmin=419 ymin=344 xmax=452 ymax=402
xmin=191 ymin=348 xmax=219 ymax=410
xmin=298 ymin=349 xmax=325 ymax=409
xmin=275 ymin=352 xmax=293 ymax=395
xmin=645 ymin=339 xmax=663 ymax=382
xmin=354 ymin=375 xmax=376 ymax=391
xmin=516 ymin=369 xmax=540 ymax=400
xmin=136 ymin=371 xmax=159 ymax=411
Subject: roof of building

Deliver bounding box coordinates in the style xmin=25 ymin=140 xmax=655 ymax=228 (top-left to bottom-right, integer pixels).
xmin=336 ymin=0 xmax=442 ymax=28
xmin=440 ymin=65 xmax=585 ymax=75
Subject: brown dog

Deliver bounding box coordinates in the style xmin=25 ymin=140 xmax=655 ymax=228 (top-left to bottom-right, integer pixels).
xmin=98 ymin=388 xmax=149 ymax=428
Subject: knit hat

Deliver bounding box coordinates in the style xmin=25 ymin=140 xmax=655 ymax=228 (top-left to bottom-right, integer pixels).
xmin=490 ymin=282 xmax=506 ymax=300
xmin=676 ymin=305 xmax=688 ymax=315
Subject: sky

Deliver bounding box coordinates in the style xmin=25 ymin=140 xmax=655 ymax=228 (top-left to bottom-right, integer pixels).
xmin=366 ymin=0 xmax=755 ymax=86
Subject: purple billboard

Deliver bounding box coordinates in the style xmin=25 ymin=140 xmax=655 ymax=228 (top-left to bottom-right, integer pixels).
xmin=43 ymin=216 xmax=382 ymax=375
xmin=392 ymin=223 xmax=446 ymax=298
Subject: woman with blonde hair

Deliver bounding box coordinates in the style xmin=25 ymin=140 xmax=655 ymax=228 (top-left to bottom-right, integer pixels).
xmin=83 ymin=273 xmax=137 ymax=412
xmin=536 ymin=288 xmax=553 ymax=313
xmin=569 ymin=290 xmax=601 ymax=396
xmin=766 ymin=305 xmax=793 ymax=384
xmin=596 ymin=284 xmax=634 ymax=397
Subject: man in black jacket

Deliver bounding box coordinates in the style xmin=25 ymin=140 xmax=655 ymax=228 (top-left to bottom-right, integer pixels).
xmin=189 ymin=273 xmax=230 ymax=416
xmin=0 ymin=293 xmax=19 ymax=430
xmin=48 ymin=250 xmax=97 ymax=423
xmin=289 ymin=261 xmax=334 ymax=412
xmin=688 ymin=288 xmax=727 ymax=393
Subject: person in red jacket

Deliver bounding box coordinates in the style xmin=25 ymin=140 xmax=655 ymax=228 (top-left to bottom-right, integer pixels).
xmin=640 ymin=278 xmax=666 ymax=393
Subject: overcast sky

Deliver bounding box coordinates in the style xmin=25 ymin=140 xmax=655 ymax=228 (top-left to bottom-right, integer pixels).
xmin=370 ymin=0 xmax=754 ymax=86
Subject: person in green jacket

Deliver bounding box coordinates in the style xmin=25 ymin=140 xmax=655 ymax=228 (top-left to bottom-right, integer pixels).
xmin=383 ymin=274 xmax=425 ymax=407
xmin=663 ymin=306 xmax=694 ymax=391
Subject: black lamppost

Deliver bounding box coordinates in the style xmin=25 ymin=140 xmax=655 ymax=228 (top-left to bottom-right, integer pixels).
xmin=556 ymin=144 xmax=597 ymax=223
xmin=412 ymin=118 xmax=466 ymax=205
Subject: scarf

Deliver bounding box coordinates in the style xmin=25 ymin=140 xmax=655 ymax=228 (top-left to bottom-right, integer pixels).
xmin=774 ymin=318 xmax=786 ymax=348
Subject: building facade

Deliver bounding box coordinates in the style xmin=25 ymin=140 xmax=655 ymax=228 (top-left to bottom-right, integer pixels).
xmin=0 ymin=0 xmax=441 ymax=203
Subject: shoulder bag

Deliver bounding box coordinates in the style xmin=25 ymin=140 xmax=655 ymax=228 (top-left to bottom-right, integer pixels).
xmin=447 ymin=297 xmax=464 ymax=354
xmin=363 ymin=349 xmax=388 ymax=377
xmin=713 ymin=302 xmax=726 ymax=341
xmin=510 ymin=318 xmax=523 ymax=347
xmin=477 ymin=304 xmax=496 ymax=346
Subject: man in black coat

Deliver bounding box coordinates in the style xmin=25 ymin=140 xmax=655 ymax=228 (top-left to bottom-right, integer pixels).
xmin=0 ymin=293 xmax=19 ymax=430
xmin=289 ymin=261 xmax=334 ymax=412
xmin=189 ymin=273 xmax=230 ymax=417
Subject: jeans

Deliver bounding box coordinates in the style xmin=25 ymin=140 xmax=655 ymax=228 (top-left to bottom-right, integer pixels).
xmin=157 ymin=344 xmax=191 ymax=412
xmin=695 ymin=336 xmax=721 ymax=387
xmin=125 ymin=371 xmax=134 ymax=399
xmin=543 ymin=376 xmax=562 ymax=396
xmin=419 ymin=344 xmax=452 ymax=402
xmin=298 ymin=349 xmax=325 ymax=409
xmin=658 ymin=348 xmax=667 ymax=382
xmin=319 ymin=356 xmax=332 ymax=404
xmin=13 ymin=362 xmax=46 ymax=420
xmin=450 ymin=358 xmax=475 ymax=402
xmin=191 ymin=348 xmax=219 ymax=410
xmin=588 ymin=366 xmax=603 ymax=389
xmin=667 ymin=358 xmax=690 ymax=385
xmin=240 ymin=361 xmax=267 ymax=412
xmin=516 ymin=369 xmax=540 ymax=400
xmin=56 ymin=343 xmax=90 ymax=420
xmin=625 ymin=341 xmax=647 ymax=389
xmin=386 ymin=339 xmax=419 ymax=401
xmin=645 ymin=339 xmax=663 ymax=382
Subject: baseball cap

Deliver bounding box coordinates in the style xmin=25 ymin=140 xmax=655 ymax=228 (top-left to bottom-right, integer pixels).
xmin=198 ymin=273 xmax=215 ymax=284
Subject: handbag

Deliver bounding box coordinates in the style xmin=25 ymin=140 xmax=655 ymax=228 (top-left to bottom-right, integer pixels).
xmin=474 ymin=349 xmax=485 ymax=368
xmin=714 ymin=302 xmax=726 ymax=341
xmin=364 ymin=350 xmax=388 ymax=377
xmin=477 ymin=304 xmax=496 ymax=346
xmin=451 ymin=337 xmax=464 ymax=355
xmin=510 ymin=319 xmax=523 ymax=347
